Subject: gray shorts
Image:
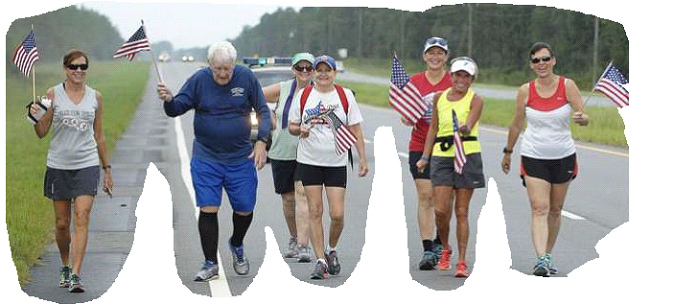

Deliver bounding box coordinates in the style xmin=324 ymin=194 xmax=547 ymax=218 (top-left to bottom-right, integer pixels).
xmin=44 ymin=166 xmax=99 ymax=200
xmin=430 ymin=153 xmax=485 ymax=189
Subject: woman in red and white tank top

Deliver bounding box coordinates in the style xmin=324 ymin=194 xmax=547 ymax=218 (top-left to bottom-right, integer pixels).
xmin=501 ymin=42 xmax=589 ymax=277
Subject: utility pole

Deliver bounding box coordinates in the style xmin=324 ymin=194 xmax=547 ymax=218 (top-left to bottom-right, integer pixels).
xmin=593 ymin=16 xmax=599 ymax=81
xmin=468 ymin=3 xmax=473 ymax=57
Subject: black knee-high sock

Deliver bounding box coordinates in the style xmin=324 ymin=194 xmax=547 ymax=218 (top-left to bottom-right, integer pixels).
xmin=230 ymin=212 xmax=253 ymax=247
xmin=198 ymin=211 xmax=219 ymax=263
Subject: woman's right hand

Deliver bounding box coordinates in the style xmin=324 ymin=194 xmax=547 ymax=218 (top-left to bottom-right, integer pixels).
xmin=416 ymin=158 xmax=429 ymax=173
xmin=501 ymin=154 xmax=512 ymax=174
xmin=400 ymin=116 xmax=413 ymax=126
xmin=157 ymin=82 xmax=173 ymax=102
xmin=299 ymin=123 xmax=311 ymax=138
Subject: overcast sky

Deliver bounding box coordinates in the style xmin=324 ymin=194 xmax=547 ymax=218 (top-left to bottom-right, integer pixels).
xmin=79 ymin=2 xmax=294 ymax=50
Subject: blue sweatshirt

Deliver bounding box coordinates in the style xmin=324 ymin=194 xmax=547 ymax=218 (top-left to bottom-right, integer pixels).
xmin=164 ymin=65 xmax=271 ymax=162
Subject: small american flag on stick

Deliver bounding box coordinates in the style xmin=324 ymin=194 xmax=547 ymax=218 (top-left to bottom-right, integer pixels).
xmin=452 ymin=110 xmax=467 ymax=174
xmin=12 ymin=30 xmax=39 ymax=77
xmin=325 ymin=111 xmax=357 ymax=155
xmin=389 ymin=55 xmax=426 ymax=124
xmin=113 ymin=25 xmax=151 ymax=61
xmin=594 ymin=62 xmax=629 ymax=108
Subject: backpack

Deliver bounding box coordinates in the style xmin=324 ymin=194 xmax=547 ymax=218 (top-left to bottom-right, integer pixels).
xmin=299 ymin=84 xmax=349 ymax=117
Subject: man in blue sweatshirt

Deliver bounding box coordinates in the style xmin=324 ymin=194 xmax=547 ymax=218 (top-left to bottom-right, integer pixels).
xmin=157 ymin=41 xmax=270 ymax=281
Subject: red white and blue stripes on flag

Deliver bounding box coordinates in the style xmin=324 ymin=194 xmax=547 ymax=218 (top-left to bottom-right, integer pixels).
xmin=113 ymin=26 xmax=151 ymax=61
xmin=12 ymin=30 xmax=39 ymax=77
xmin=594 ymin=63 xmax=629 ymax=108
xmin=389 ymin=55 xmax=426 ymax=124
xmin=452 ymin=109 xmax=467 ymax=174
xmin=325 ymin=111 xmax=357 ymax=155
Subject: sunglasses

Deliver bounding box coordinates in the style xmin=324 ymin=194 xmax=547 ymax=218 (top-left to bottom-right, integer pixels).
xmin=293 ymin=65 xmax=314 ymax=72
xmin=66 ymin=64 xmax=89 ymax=71
xmin=530 ymin=56 xmax=552 ymax=64
xmin=425 ymin=37 xmax=448 ymax=47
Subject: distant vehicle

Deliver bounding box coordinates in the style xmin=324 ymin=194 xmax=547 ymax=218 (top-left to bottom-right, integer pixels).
xmin=336 ymin=60 xmax=345 ymax=73
xmin=245 ymin=57 xmax=295 ymax=150
xmin=158 ymin=52 xmax=170 ymax=62
xmin=182 ymin=55 xmax=194 ymax=62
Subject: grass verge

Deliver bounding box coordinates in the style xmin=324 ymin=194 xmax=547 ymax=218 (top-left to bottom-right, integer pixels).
xmin=338 ymin=80 xmax=627 ymax=148
xmin=5 ymin=61 xmax=151 ymax=286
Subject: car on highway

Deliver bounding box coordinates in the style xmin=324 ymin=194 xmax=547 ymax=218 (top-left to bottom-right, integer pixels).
xmin=158 ymin=52 xmax=170 ymax=62
xmin=182 ymin=55 xmax=194 ymax=62
xmin=244 ymin=57 xmax=295 ymax=150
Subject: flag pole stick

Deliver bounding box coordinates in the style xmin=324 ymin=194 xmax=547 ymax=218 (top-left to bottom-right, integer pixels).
xmin=141 ymin=20 xmax=164 ymax=84
xmin=31 ymin=24 xmax=37 ymax=103
xmin=583 ymin=60 xmax=613 ymax=108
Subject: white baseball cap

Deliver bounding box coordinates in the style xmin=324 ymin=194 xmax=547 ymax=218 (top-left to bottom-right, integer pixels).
xmin=450 ymin=57 xmax=478 ymax=77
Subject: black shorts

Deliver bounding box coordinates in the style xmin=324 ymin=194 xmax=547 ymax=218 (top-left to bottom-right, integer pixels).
xmin=270 ymin=159 xmax=301 ymax=194
xmin=520 ymin=154 xmax=578 ymax=186
xmin=297 ymin=163 xmax=347 ymax=188
xmin=408 ymin=151 xmax=430 ymax=180
xmin=430 ymin=153 xmax=485 ymax=189
xmin=44 ymin=166 xmax=99 ymax=200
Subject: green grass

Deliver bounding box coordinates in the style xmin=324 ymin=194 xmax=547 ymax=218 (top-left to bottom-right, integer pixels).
xmin=338 ymin=80 xmax=627 ymax=148
xmin=6 ymin=61 xmax=151 ymax=286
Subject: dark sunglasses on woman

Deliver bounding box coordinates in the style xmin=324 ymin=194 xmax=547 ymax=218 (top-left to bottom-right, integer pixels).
xmin=530 ymin=56 xmax=552 ymax=64
xmin=66 ymin=64 xmax=89 ymax=71
xmin=293 ymin=65 xmax=313 ymax=72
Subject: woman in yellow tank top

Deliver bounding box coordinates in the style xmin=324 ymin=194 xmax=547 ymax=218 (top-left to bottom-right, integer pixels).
xmin=417 ymin=57 xmax=485 ymax=278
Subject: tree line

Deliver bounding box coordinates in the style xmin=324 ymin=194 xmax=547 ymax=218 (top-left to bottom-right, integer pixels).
xmin=231 ymin=4 xmax=628 ymax=86
xmin=6 ymin=6 xmax=124 ymax=68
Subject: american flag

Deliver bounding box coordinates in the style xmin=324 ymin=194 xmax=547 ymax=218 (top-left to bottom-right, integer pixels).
xmin=325 ymin=111 xmax=357 ymax=155
xmin=113 ymin=26 xmax=151 ymax=61
xmin=452 ymin=110 xmax=467 ymax=175
xmin=389 ymin=55 xmax=426 ymax=124
xmin=12 ymin=30 xmax=39 ymax=77
xmin=594 ymin=63 xmax=629 ymax=108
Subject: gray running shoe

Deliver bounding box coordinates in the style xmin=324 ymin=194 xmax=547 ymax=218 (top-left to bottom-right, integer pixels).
xmin=326 ymin=250 xmax=341 ymax=275
xmin=68 ymin=274 xmax=84 ymax=293
xmin=194 ymin=260 xmax=219 ymax=281
xmin=533 ymin=256 xmax=551 ymax=277
xmin=418 ymin=251 xmax=438 ymax=270
xmin=297 ymin=244 xmax=312 ymax=263
xmin=545 ymin=253 xmax=558 ymax=275
xmin=59 ymin=266 xmax=71 ymax=288
xmin=284 ymin=237 xmax=299 ymax=258
xmin=310 ymin=259 xmax=328 ymax=280
xmin=229 ymin=239 xmax=250 ymax=275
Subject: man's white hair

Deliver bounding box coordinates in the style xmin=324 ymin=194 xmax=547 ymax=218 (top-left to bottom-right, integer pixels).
xmin=207 ymin=41 xmax=237 ymax=64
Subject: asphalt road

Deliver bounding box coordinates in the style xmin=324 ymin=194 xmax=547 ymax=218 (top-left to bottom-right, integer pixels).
xmin=21 ymin=63 xmax=628 ymax=300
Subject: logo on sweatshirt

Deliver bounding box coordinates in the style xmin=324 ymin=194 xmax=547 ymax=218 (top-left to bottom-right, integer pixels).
xmin=231 ymin=87 xmax=245 ymax=97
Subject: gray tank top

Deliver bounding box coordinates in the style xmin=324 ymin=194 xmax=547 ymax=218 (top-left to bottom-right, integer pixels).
xmin=47 ymin=83 xmax=99 ymax=169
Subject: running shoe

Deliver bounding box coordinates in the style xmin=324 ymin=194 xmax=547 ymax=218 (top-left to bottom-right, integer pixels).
xmin=454 ymin=260 xmax=470 ymax=278
xmin=310 ymin=259 xmax=328 ymax=280
xmin=432 ymin=242 xmax=444 ymax=257
xmin=545 ymin=253 xmax=558 ymax=275
xmin=59 ymin=266 xmax=71 ymax=288
xmin=418 ymin=251 xmax=438 ymax=270
xmin=297 ymin=244 xmax=312 ymax=263
xmin=438 ymin=249 xmax=452 ymax=271
xmin=194 ymin=260 xmax=219 ymax=281
xmin=326 ymin=250 xmax=341 ymax=275
xmin=68 ymin=274 xmax=84 ymax=293
xmin=533 ymin=256 xmax=551 ymax=277
xmin=229 ymin=239 xmax=250 ymax=275
xmin=284 ymin=236 xmax=299 ymax=258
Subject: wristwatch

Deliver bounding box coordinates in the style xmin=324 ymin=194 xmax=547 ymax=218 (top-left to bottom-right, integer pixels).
xmin=502 ymin=147 xmax=513 ymax=154
xmin=102 ymin=165 xmax=112 ymax=170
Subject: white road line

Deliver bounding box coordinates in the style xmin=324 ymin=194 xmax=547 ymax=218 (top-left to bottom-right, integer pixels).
xmin=395 ymin=147 xmax=587 ymax=221
xmin=174 ymin=116 xmax=232 ymax=298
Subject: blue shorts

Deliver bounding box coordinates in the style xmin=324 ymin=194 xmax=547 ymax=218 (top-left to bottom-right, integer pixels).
xmin=190 ymin=157 xmax=258 ymax=212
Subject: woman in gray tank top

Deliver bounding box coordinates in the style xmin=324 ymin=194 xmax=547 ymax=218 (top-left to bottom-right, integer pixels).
xmin=30 ymin=49 xmax=113 ymax=293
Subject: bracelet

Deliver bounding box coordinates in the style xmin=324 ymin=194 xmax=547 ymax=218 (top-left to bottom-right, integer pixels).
xmin=102 ymin=165 xmax=112 ymax=170
xmin=503 ymin=147 xmax=513 ymax=154
xmin=420 ymin=155 xmax=430 ymax=162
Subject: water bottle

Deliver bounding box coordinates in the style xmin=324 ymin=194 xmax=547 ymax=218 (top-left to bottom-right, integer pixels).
xmin=27 ymin=96 xmax=52 ymax=125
